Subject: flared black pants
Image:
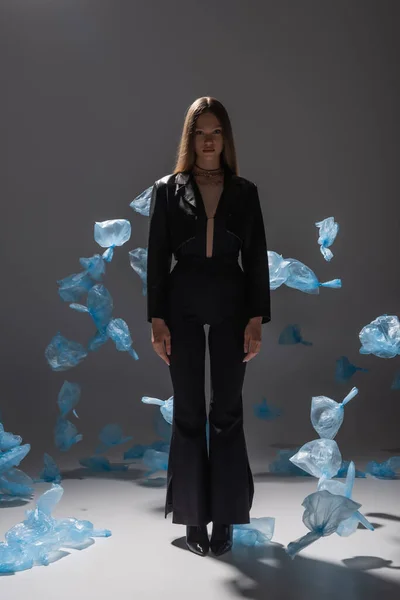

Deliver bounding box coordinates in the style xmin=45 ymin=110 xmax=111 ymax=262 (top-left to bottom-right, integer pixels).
xmin=164 ymin=256 xmax=254 ymax=525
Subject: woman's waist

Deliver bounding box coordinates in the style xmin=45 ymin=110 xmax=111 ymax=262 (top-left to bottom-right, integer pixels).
xmin=172 ymin=254 xmax=241 ymax=270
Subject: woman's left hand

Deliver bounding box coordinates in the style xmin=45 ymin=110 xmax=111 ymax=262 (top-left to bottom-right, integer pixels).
xmin=243 ymin=317 xmax=262 ymax=362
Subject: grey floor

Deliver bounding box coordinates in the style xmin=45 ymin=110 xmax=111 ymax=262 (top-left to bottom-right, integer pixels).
xmin=1 ymin=454 xmax=399 ymax=599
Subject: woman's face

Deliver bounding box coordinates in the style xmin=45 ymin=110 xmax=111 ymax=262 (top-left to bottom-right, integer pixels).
xmin=193 ymin=112 xmax=224 ymax=165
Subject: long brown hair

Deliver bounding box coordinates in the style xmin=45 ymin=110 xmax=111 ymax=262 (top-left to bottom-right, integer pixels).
xmin=173 ymin=97 xmax=239 ymax=175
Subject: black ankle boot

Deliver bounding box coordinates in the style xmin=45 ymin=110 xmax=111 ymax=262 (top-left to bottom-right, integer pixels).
xmin=210 ymin=523 xmax=233 ymax=556
xmin=186 ymin=525 xmax=209 ymax=556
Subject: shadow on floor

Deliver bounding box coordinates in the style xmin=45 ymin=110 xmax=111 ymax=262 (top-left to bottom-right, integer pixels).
xmin=172 ymin=537 xmax=400 ymax=600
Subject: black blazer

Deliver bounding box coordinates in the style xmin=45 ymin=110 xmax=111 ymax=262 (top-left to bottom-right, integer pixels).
xmin=146 ymin=167 xmax=271 ymax=324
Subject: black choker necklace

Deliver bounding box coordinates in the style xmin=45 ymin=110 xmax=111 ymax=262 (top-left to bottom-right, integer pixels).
xmin=194 ymin=163 xmax=222 ymax=171
xmin=193 ymin=164 xmax=224 ymax=178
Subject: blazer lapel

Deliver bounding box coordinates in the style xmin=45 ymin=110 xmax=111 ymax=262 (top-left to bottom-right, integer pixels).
xmin=175 ymin=172 xmax=196 ymax=210
xmin=174 ymin=168 xmax=240 ymax=216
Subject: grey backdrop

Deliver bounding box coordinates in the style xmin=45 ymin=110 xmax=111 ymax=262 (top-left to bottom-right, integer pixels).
xmin=1 ymin=0 xmax=399 ymax=475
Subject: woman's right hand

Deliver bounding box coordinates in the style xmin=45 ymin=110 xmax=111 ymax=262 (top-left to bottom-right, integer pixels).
xmin=151 ymin=318 xmax=171 ymax=366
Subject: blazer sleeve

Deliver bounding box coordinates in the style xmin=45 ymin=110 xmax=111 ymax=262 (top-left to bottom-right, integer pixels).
xmin=241 ymin=183 xmax=271 ymax=324
xmin=146 ymin=181 xmax=172 ymax=323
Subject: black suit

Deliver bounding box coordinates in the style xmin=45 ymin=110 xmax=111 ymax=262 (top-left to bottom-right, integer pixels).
xmin=146 ymin=166 xmax=271 ymax=525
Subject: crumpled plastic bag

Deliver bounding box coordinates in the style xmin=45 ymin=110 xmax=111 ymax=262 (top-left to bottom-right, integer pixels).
xmin=0 ymin=484 xmax=111 ymax=573
xmin=0 ymin=444 xmax=31 ymax=476
xmin=129 ymin=185 xmax=153 ymax=216
xmin=129 ymin=248 xmax=148 ymax=296
xmin=79 ymin=253 xmax=105 ymax=281
xmin=106 ymin=318 xmax=139 ymax=360
xmin=57 ymin=381 xmax=81 ymax=419
xmin=284 ymin=258 xmax=342 ymax=294
xmin=57 ymin=253 xmax=106 ymax=303
xmin=0 ymin=422 xmax=22 ymax=451
xmin=54 ymin=416 xmax=83 ymax=452
xmin=70 ymin=284 xmax=113 ymax=334
xmin=142 ymin=395 xmax=174 ymax=424
xmin=71 ymin=286 xmax=139 ymax=359
xmin=94 ymin=424 xmax=133 ymax=455
xmin=0 ymin=468 xmax=34 ymax=498
xmin=365 ymin=456 xmax=400 ymax=479
xmin=54 ymin=380 xmax=83 ymax=452
xmin=267 ymin=251 xmax=291 ymax=289
xmin=315 ymin=217 xmax=339 ymax=261
xmin=35 ymin=453 xmax=62 ymax=483
xmin=124 ymin=444 xmax=149 ymax=459
xmin=94 ymin=219 xmax=131 ymax=262
xmin=0 ymin=429 xmax=32 ymax=500
xmin=335 ymin=459 xmax=366 ymax=479
xmin=233 ymin=517 xmax=275 ymax=547
xmin=45 ymin=333 xmax=87 ymax=371
xmin=57 ymin=271 xmax=95 ymax=303
xmin=269 ymin=448 xmax=312 ymax=477
xmin=318 ymin=461 xmax=374 ymax=536
xmin=124 ymin=440 xmax=170 ymax=461
xmin=142 ymin=448 xmax=169 ymax=476
xmin=359 ymin=314 xmax=400 ymax=358
xmin=253 ymin=397 xmax=282 ymax=420
xmin=79 ymin=456 xmax=129 ymax=472
xmin=335 ymin=356 xmax=369 ymax=383
xmin=289 ymin=438 xmax=342 ymax=485
xmin=278 ymin=324 xmax=313 ymax=346
xmin=285 ymin=489 xmax=361 ymax=558
xmin=310 ymin=386 xmax=358 ymax=439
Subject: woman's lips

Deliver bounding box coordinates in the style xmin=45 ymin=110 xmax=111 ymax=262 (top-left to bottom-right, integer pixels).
xmin=203 ymin=148 xmax=214 ymax=152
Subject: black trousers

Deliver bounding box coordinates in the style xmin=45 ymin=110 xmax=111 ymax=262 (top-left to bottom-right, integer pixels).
xmin=164 ymin=256 xmax=254 ymax=525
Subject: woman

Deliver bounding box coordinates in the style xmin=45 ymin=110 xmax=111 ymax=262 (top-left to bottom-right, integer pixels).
xmin=146 ymin=96 xmax=271 ymax=557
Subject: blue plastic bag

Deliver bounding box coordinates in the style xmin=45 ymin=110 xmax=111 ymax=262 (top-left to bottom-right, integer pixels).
xmin=106 ymin=318 xmax=139 ymax=360
xmin=141 ymin=395 xmax=174 ymax=424
xmin=35 ymin=453 xmax=62 ymax=483
xmin=0 ymin=484 xmax=111 ymax=573
xmin=233 ymin=517 xmax=275 ymax=547
xmin=0 ymin=422 xmax=22 ymax=451
xmin=284 ymin=258 xmax=342 ymax=294
xmin=57 ymin=381 xmax=81 ymax=418
xmin=45 ymin=332 xmax=87 ymax=371
xmin=70 ymin=284 xmax=113 ymax=334
xmin=129 ymin=247 xmax=148 ymax=296
xmin=267 ymin=251 xmax=290 ymax=289
xmin=310 ymin=386 xmax=358 ymax=439
xmin=285 ymin=489 xmax=361 ymax=558
xmin=278 ymin=324 xmax=313 ymax=346
xmin=94 ymin=219 xmax=131 ymax=262
xmin=54 ymin=416 xmax=83 ymax=451
xmin=253 ymin=397 xmax=282 ymax=420
xmin=289 ymin=438 xmax=342 ymax=484
xmin=94 ymin=424 xmax=133 ymax=455
xmin=79 ymin=253 xmax=106 ymax=281
xmin=315 ymin=217 xmax=339 ymax=261
xmin=335 ymin=356 xmax=369 ymax=383
xmin=57 ymin=271 xmax=95 ymax=302
xmin=318 ymin=461 xmax=374 ymax=536
xmin=359 ymin=314 xmax=400 ymax=358
xmin=142 ymin=448 xmax=169 ymax=476
xmin=365 ymin=456 xmax=400 ymax=479
xmin=129 ymin=185 xmax=153 ymax=216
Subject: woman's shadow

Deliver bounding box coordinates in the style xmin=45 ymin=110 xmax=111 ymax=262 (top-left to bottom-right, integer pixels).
xmin=172 ymin=537 xmax=400 ymax=600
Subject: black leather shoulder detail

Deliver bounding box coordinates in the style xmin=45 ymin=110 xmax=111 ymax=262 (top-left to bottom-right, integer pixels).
xmin=154 ymin=173 xmax=176 ymax=187
xmin=234 ymin=175 xmax=256 ymax=188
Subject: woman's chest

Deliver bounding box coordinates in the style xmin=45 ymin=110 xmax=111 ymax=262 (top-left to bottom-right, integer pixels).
xmin=167 ymin=183 xmax=249 ymax=252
